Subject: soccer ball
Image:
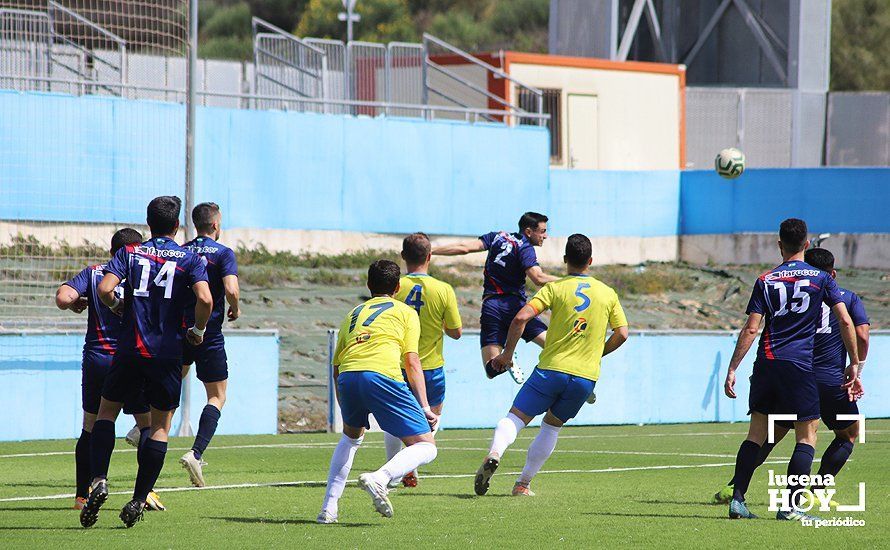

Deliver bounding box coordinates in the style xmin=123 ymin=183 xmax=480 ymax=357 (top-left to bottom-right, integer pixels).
xmin=715 ymin=148 xmax=745 ymax=179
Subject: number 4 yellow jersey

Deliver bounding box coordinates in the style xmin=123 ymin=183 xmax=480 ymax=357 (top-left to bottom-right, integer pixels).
xmin=394 ymin=273 xmax=462 ymax=370
xmin=333 ymin=296 xmax=421 ymax=381
xmin=528 ymin=274 xmax=627 ymax=381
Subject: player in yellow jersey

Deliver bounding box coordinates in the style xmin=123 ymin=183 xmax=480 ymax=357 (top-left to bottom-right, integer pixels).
xmin=473 ymin=234 xmax=629 ymax=497
xmin=317 ymin=260 xmax=439 ymax=524
xmin=385 ymin=233 xmax=462 ymax=488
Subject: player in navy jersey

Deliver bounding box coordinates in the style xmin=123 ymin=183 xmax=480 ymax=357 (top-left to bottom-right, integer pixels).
xmin=55 ymin=228 xmax=166 ymax=511
xmin=79 ymin=196 xmax=212 ymax=529
xmin=179 ymin=202 xmax=240 ymax=487
xmin=432 ymin=212 xmax=557 ymax=383
xmin=722 ymin=219 xmax=861 ymax=522
xmin=713 ymin=247 xmax=869 ymax=505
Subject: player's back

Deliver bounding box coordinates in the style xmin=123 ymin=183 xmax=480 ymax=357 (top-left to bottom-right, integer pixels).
xmin=813 ymin=287 xmax=868 ymax=384
xmin=106 ymin=237 xmax=207 ymax=360
xmin=529 ymin=274 xmax=626 ymax=381
xmin=66 ymin=264 xmax=124 ymax=356
xmin=747 ymin=260 xmax=842 ymax=367
xmin=394 ymin=273 xmax=461 ymax=369
xmin=480 ymin=231 xmax=538 ymax=299
xmin=334 ymin=296 xmax=420 ymax=381
xmin=182 ymin=236 xmax=238 ymax=334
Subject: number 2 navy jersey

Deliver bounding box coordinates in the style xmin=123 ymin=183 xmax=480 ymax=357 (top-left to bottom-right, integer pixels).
xmin=812 ymin=287 xmax=869 ymax=385
xmin=745 ymin=260 xmax=843 ymax=368
xmin=182 ymin=236 xmax=238 ymax=338
xmin=64 ymin=264 xmax=125 ymax=357
xmin=479 ymin=231 xmax=539 ymax=300
xmin=105 ymin=237 xmax=208 ymax=360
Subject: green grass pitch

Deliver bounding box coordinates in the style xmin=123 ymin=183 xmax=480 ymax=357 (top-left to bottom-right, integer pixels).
xmin=0 ymin=421 xmax=886 ymax=547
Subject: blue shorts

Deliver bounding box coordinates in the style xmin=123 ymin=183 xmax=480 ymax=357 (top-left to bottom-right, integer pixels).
xmin=338 ymin=371 xmax=431 ymax=438
xmin=776 ymin=382 xmax=859 ymax=431
xmin=402 ymin=366 xmax=446 ymax=407
xmin=512 ymin=367 xmax=595 ymax=423
xmin=103 ymin=354 xmax=183 ymax=412
xmin=480 ymin=295 xmax=547 ymax=348
xmin=182 ymin=334 xmax=228 ymax=383
xmin=748 ymin=358 xmax=820 ymax=422
xmin=82 ymin=351 xmax=149 ymax=415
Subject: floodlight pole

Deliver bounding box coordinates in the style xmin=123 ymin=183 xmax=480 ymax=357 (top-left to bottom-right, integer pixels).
xmin=338 ymin=0 xmax=361 ymax=42
xmin=177 ymin=0 xmax=199 ymax=438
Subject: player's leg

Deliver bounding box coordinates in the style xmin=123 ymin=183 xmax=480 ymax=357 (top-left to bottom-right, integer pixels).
xmin=727 ymin=411 xmax=768 ymax=519
xmin=79 ymin=396 xmax=123 ymax=528
xmin=75 ymin=355 xmax=104 ymax=509
xmin=123 ymin=393 xmax=165 ymax=511
xmin=714 ymin=424 xmax=788 ymax=504
xmin=812 ymin=385 xmax=859 ymax=491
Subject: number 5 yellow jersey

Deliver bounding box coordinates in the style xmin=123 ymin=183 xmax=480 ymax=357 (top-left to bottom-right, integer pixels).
xmin=527 ymin=274 xmax=627 ymax=381
xmin=333 ymin=296 xmax=421 ymax=381
xmin=394 ymin=273 xmax=462 ymax=370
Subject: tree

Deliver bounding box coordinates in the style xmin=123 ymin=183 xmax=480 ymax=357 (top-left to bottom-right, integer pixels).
xmin=295 ymin=0 xmax=416 ymax=42
xmin=831 ymin=0 xmax=890 ymax=91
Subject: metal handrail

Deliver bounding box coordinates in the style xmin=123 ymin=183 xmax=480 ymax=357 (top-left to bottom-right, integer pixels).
xmin=47 ymin=1 xmax=127 ymax=45
xmin=427 ymin=59 xmax=517 ymax=110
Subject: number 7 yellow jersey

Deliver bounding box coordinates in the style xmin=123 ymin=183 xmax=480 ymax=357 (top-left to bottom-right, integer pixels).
xmin=333 ymin=296 xmax=421 ymax=381
xmin=528 ymin=274 xmax=627 ymax=381
xmin=394 ymin=273 xmax=462 ymax=370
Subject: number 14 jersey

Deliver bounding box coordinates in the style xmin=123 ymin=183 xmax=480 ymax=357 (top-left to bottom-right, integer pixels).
xmin=105 ymin=237 xmax=208 ymax=360
xmin=746 ymin=260 xmax=843 ymax=368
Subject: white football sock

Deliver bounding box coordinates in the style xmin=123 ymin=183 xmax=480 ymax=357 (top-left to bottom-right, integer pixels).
xmin=518 ymin=422 xmax=561 ymax=485
xmin=321 ymin=434 xmax=363 ymax=514
xmin=489 ymin=412 xmax=526 ymax=458
xmin=383 ymin=431 xmax=403 ymax=462
xmin=375 ymin=441 xmax=437 ymax=483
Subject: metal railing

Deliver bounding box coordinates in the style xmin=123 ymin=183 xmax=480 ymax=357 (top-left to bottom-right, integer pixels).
xmin=252 ymin=17 xmax=324 ymax=112
xmin=0 ymin=8 xmax=52 ymax=91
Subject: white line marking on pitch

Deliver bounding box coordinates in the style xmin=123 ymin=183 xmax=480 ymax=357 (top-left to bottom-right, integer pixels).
xmin=0 ymin=459 xmax=801 ymax=504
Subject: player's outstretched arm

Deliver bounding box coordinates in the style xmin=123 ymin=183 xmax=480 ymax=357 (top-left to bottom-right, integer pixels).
xmin=97 ymin=273 xmax=123 ymax=315
xmin=431 ymin=239 xmax=485 ymax=256
xmin=724 ymin=313 xmax=762 ymax=398
xmin=223 ymin=274 xmax=241 ymax=321
xmin=832 ymin=302 xmax=860 ymax=388
xmin=602 ymin=326 xmax=629 ymax=357
xmin=187 ymin=281 xmax=213 ymax=346
xmin=55 ymin=284 xmax=86 ymax=313
xmin=525 ymin=265 xmax=558 ymax=287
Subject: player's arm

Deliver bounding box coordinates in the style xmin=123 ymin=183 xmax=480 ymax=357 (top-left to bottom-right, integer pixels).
xmin=602 ymin=326 xmax=629 ymax=356
xmin=187 ymin=281 xmax=213 ymax=345
xmin=856 ymin=324 xmax=869 ymax=365
xmin=831 ymin=301 xmax=860 ymax=389
xmin=724 ymin=312 xmax=762 ymax=398
xmin=55 ymin=284 xmax=87 ymax=313
xmin=97 ymin=272 xmax=124 ymax=315
xmin=444 ymin=326 xmax=462 ymax=339
xmin=491 ymin=304 xmax=537 ymax=372
xmin=443 ymin=286 xmax=462 ymax=340
xmin=525 ymin=265 xmax=558 ymax=287
xmin=431 ymin=239 xmax=485 ymax=256
xmin=403 ymin=351 xmax=437 ymax=429
xmin=223 ymin=274 xmax=240 ymax=321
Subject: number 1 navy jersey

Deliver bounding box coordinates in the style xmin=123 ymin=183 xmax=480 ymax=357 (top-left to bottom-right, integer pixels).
xmin=64 ymin=264 xmax=125 ymax=356
xmin=745 ymin=260 xmax=843 ymax=368
xmin=813 ymin=287 xmax=869 ymax=385
xmin=479 ymin=231 xmax=539 ymax=299
xmin=105 ymin=237 xmax=208 ymax=360
xmin=182 ymin=236 xmax=238 ymax=337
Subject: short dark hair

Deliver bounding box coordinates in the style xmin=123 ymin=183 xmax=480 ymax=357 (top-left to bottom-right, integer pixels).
xmin=401 ymin=232 xmax=431 ymax=265
xmin=779 ymin=218 xmax=808 ymax=253
xmin=192 ymin=202 xmax=221 ymax=233
xmin=805 ymin=247 xmax=835 ymax=272
xmin=518 ymin=211 xmax=548 ymax=233
xmin=565 ymin=233 xmax=592 ymax=267
xmin=110 ymin=228 xmax=143 ymax=254
xmin=146 ymin=196 xmax=181 ymax=236
xmin=367 ymin=259 xmax=401 ymax=295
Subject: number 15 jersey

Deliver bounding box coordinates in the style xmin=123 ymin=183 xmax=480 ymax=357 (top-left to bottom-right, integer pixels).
xmin=105 ymin=237 xmax=208 ymax=360
xmin=746 ymin=260 xmax=843 ymax=368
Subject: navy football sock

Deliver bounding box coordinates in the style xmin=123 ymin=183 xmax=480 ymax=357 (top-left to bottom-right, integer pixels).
xmin=139 ymin=427 xmax=150 ymax=448
xmin=133 ymin=438 xmax=168 ymax=502
xmin=75 ymin=429 xmax=91 ymax=498
xmin=728 ymin=441 xmax=775 ymax=486
xmin=731 ymin=440 xmax=761 ymax=502
xmin=89 ymin=419 xmax=116 ymax=481
xmin=787 ymin=442 xmax=816 ymax=507
xmin=192 ymin=404 xmax=221 ymax=460
xmin=814 ymin=438 xmax=854 ymax=486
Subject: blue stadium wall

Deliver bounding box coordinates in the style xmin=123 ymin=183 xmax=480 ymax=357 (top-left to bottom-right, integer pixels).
xmin=0 ymin=332 xmax=278 ymax=441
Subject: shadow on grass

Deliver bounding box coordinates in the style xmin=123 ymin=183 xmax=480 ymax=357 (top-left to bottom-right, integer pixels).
xmin=583 ymin=511 xmax=725 ymax=521
xmin=208 ymin=516 xmax=378 ymax=528
xmin=394 ymin=492 xmax=511 ymax=500
xmin=0 ymin=506 xmax=72 ymax=512
xmin=634 ymin=498 xmax=722 ymax=506
xmin=0 ymin=526 xmax=86 ymax=531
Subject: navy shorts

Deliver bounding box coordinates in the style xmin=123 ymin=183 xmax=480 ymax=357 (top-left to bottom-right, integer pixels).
xmin=776 ymin=382 xmax=860 ymax=431
xmin=82 ymin=351 xmax=149 ymax=415
xmin=402 ymin=366 xmax=446 ymax=407
xmin=748 ymin=358 xmax=820 ymax=422
xmin=480 ymin=295 xmax=547 ymax=348
xmin=513 ymin=367 xmax=595 ymax=423
xmin=103 ymin=354 xmax=183 ymax=412
xmin=182 ymin=334 xmax=228 ymax=383
xmin=338 ymin=371 xmax=431 ymax=438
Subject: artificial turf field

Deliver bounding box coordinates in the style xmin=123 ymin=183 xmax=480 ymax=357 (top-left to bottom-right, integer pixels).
xmin=0 ymin=421 xmax=886 ymax=548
